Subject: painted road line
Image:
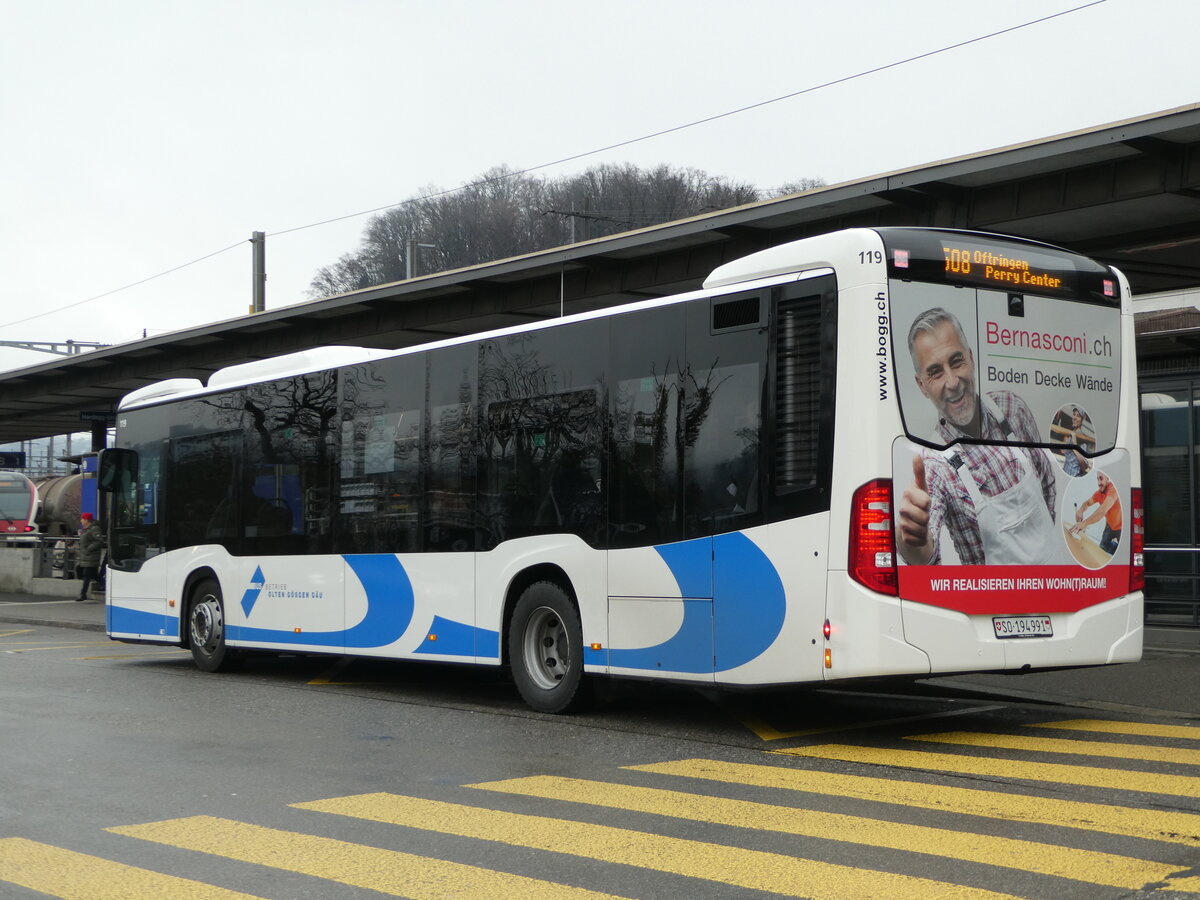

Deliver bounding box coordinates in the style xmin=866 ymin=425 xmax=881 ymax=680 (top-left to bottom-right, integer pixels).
xmin=907 ymin=731 xmax=1200 ymax=766
xmin=0 ymin=628 xmax=34 ymax=637
xmin=73 ymin=651 xmax=188 ymax=659
xmin=630 ymin=758 xmax=1200 ymax=847
xmin=295 ymin=792 xmax=1022 ymax=900
xmin=1032 ymin=719 xmax=1200 ymax=741
xmin=0 ymin=837 xmax=263 ymax=900
xmin=6 ymin=648 xmax=114 ymax=657
xmin=110 ymin=816 xmax=628 ymax=899
xmin=307 ymin=657 xmax=377 ymax=685
xmin=469 ymin=774 xmax=1200 ymax=892
xmin=780 ymin=744 xmax=1200 ymax=798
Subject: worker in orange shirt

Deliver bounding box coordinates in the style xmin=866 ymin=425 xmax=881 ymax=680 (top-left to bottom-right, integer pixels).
xmin=1070 ymin=471 xmax=1122 ymax=555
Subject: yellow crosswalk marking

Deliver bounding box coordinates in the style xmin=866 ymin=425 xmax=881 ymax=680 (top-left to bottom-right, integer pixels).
xmin=294 ymin=792 xmax=1022 ymax=899
xmin=631 ymin=758 xmax=1200 ymax=847
xmin=109 ymin=816 xmax=627 ymax=899
xmin=909 ymin=731 xmax=1200 ymax=766
xmin=3 ymin=642 xmax=113 ymax=652
xmin=0 ymin=837 xmax=263 ymax=900
xmin=469 ymin=775 xmax=1200 ymax=892
xmin=781 ymin=744 xmax=1200 ymax=798
xmin=1033 ymin=719 xmax=1200 ymax=740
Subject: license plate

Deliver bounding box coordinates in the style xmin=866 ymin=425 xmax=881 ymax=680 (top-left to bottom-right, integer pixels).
xmin=993 ymin=615 xmax=1053 ymax=639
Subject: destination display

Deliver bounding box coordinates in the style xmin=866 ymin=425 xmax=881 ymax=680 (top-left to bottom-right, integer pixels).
xmin=882 ymin=229 xmax=1119 ymax=305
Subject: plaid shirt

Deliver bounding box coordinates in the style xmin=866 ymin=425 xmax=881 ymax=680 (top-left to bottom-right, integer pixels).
xmin=922 ymin=391 xmax=1056 ymax=566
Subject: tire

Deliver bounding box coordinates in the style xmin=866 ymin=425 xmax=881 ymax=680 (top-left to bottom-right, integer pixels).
xmin=188 ymin=578 xmax=240 ymax=673
xmin=508 ymin=581 xmax=589 ymax=714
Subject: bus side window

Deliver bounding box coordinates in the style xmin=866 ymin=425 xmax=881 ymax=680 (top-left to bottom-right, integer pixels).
xmin=681 ymin=298 xmax=767 ymax=539
xmin=338 ymin=365 xmax=424 ymax=554
xmin=609 ymin=304 xmax=685 ymax=549
xmin=426 ymin=344 xmax=478 ymax=553
xmin=242 ymin=372 xmax=337 ymax=556
xmin=479 ymin=320 xmax=608 ymax=549
xmin=168 ymin=430 xmax=240 ymax=553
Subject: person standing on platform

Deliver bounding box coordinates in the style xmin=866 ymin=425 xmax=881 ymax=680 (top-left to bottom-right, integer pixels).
xmin=76 ymin=512 xmax=105 ymax=601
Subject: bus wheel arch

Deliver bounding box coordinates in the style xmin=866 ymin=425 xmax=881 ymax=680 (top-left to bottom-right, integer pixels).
xmin=185 ymin=572 xmax=241 ymax=673
xmin=178 ymin=567 xmax=218 ymax=648
xmin=503 ymin=566 xmax=589 ymax=713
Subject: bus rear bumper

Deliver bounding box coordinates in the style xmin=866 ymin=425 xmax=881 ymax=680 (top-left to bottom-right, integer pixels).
xmin=902 ymin=590 xmax=1143 ymax=673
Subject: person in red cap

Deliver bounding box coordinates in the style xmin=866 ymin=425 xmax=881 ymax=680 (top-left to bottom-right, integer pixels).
xmin=76 ymin=513 xmax=105 ymax=601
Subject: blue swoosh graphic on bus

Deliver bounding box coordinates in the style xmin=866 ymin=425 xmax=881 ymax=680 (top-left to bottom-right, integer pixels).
xmin=343 ymin=555 xmax=415 ymax=648
xmin=711 ymin=531 xmax=786 ymax=670
xmin=656 ymin=536 xmax=712 ymax=598
xmin=607 ymin=533 xmax=785 ymax=674
xmin=108 ymin=605 xmax=180 ymax=638
xmin=606 ymin=537 xmax=713 ymax=673
xmin=413 ymin=615 xmax=499 ymax=659
xmin=228 ymin=554 xmax=413 ymax=648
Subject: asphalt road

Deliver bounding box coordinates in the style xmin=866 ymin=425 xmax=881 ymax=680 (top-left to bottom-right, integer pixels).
xmin=1 ymin=613 xmax=1198 ymax=899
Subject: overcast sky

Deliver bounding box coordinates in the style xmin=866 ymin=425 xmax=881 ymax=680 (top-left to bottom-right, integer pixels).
xmin=1 ymin=0 xmax=1195 ymax=381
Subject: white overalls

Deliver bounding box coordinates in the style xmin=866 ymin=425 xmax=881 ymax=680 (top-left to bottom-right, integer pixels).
xmin=941 ymin=397 xmax=1059 ymax=566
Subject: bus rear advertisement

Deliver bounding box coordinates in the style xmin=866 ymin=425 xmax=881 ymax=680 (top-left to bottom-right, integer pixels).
xmin=99 ymin=227 xmax=1142 ymax=712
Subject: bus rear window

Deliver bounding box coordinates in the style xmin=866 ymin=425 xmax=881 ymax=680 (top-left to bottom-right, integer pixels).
xmin=890 ymin=280 xmax=1121 ymax=457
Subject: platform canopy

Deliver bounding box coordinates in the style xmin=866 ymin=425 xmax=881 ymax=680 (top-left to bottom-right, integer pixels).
xmin=4 ymin=104 xmax=1200 ymax=443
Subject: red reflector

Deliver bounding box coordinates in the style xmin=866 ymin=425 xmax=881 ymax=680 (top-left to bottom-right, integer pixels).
xmin=849 ymin=479 xmax=898 ymax=596
xmin=1131 ymin=487 xmax=1144 ymax=592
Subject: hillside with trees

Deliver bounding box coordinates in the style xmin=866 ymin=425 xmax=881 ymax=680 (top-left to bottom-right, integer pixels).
xmin=308 ymin=163 xmax=823 ymax=298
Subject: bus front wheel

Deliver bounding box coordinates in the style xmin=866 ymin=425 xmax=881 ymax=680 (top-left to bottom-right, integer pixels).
xmin=509 ymin=581 xmax=588 ymax=714
xmin=188 ymin=578 xmax=239 ymax=673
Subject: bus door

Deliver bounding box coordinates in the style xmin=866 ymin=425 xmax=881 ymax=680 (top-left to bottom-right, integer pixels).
xmin=607 ymin=537 xmax=714 ymax=679
xmin=100 ymin=444 xmax=173 ymax=638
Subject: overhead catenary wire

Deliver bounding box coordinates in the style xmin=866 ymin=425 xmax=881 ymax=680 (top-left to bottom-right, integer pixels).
xmin=0 ymin=241 xmax=246 ymax=331
xmin=0 ymin=0 xmax=1105 ymax=332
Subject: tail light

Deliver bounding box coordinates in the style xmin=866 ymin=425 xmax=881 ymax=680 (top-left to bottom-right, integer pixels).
xmin=1131 ymin=487 xmax=1144 ymax=592
xmin=849 ymin=479 xmax=898 ymax=595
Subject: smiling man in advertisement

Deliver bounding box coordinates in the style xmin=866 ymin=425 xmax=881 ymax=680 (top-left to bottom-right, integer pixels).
xmin=895 ymin=306 xmax=1058 ymax=567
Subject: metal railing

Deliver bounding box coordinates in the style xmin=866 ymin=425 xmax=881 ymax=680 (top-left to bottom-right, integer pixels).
xmin=1144 ymin=546 xmax=1200 ymax=628
xmin=0 ymin=534 xmax=85 ymax=581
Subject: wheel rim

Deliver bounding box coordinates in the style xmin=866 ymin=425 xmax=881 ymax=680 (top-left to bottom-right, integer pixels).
xmin=190 ymin=593 xmax=223 ymax=656
xmin=521 ymin=605 xmax=570 ymax=691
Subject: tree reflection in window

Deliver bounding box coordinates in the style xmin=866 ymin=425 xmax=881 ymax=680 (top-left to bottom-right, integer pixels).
xmin=188 ymin=371 xmax=338 ymax=555
xmin=479 ymin=331 xmax=606 ymax=548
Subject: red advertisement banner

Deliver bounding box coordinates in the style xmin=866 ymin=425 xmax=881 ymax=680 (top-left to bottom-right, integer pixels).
xmin=898 ymin=564 xmax=1131 ymax=614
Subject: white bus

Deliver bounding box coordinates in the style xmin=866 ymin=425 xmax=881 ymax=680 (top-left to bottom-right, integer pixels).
xmin=99 ymin=227 xmax=1143 ymax=712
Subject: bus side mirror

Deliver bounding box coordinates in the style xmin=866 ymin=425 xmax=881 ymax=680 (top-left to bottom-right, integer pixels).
xmin=98 ymin=448 xmax=137 ymax=493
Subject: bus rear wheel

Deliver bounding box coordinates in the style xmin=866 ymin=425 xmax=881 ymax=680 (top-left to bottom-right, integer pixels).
xmin=509 ymin=581 xmax=588 ymax=714
xmin=188 ymin=578 xmax=239 ymax=672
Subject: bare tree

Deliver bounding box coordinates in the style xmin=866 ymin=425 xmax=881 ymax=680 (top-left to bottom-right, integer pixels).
xmin=766 ymin=177 xmax=827 ymax=198
xmin=307 ymin=162 xmax=814 ymax=298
